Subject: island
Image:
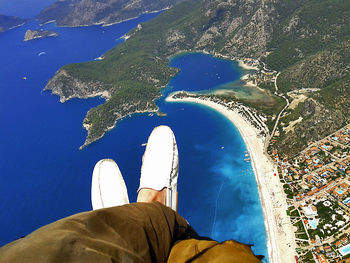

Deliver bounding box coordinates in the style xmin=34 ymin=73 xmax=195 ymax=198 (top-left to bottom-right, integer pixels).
xmin=0 ymin=14 xmax=27 ymax=33
xmin=24 ymin=29 xmax=59 ymax=41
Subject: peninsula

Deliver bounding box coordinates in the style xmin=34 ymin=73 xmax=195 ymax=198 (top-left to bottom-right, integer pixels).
xmin=37 ymin=0 xmax=186 ymax=27
xmin=166 ymin=91 xmax=297 ymax=262
xmin=0 ymin=14 xmax=26 ymax=33
xmin=24 ymin=29 xmax=58 ymax=41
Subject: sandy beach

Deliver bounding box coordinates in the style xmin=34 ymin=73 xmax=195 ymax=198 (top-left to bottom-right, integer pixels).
xmin=166 ymin=93 xmax=297 ymax=263
xmin=238 ymin=59 xmax=259 ymax=71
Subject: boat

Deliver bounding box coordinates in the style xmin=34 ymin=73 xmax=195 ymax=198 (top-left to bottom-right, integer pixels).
xmin=94 ymin=56 xmax=104 ymax=61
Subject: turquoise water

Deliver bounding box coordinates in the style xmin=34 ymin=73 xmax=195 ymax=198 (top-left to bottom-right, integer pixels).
xmin=339 ymin=244 xmax=350 ymax=256
xmin=308 ymin=219 xmax=318 ymax=229
xmin=169 ymin=53 xmax=273 ymax=104
xmin=0 ymin=11 xmax=268 ymax=262
xmin=214 ymin=82 xmax=274 ymax=103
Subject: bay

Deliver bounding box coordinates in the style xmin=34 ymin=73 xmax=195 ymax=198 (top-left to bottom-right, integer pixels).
xmin=0 ymin=13 xmax=268 ymax=261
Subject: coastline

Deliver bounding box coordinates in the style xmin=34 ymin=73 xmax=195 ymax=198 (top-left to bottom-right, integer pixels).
xmin=166 ymin=93 xmax=297 ymax=263
xmin=237 ymin=59 xmax=259 ymax=71
xmin=238 ymin=59 xmax=259 ymax=87
xmin=79 ymin=106 xmax=159 ymax=150
xmin=39 ymin=8 xmax=168 ymax=28
xmin=241 ymin=73 xmax=257 ymax=87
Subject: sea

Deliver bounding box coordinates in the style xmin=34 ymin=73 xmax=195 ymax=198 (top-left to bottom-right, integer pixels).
xmin=0 ymin=4 xmax=268 ymax=261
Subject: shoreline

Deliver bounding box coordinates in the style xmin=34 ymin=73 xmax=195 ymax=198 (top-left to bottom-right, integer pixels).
xmin=237 ymin=59 xmax=259 ymax=71
xmin=39 ymin=8 xmax=168 ymax=28
xmin=166 ymin=93 xmax=297 ymax=263
xmin=79 ymin=106 xmax=159 ymax=150
xmin=241 ymin=73 xmax=257 ymax=87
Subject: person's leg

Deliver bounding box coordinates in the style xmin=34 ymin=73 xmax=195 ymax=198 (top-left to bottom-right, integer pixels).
xmin=137 ymin=125 xmax=179 ymax=211
xmin=0 ymin=202 xmax=191 ymax=263
xmin=137 ymin=187 xmax=167 ymax=204
xmin=0 ymin=142 xmax=189 ymax=263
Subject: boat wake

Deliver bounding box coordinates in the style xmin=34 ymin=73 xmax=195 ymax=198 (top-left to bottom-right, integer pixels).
xmin=211 ymin=178 xmax=225 ymax=238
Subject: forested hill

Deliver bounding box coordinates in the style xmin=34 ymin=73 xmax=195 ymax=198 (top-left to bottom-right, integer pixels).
xmin=44 ymin=0 xmax=350 ymax=154
xmin=267 ymin=0 xmax=350 ymax=156
xmin=0 ymin=15 xmax=27 ymax=33
xmin=37 ymin=0 xmax=187 ymax=27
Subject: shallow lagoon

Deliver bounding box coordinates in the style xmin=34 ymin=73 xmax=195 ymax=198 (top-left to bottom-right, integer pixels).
xmin=170 ymin=52 xmax=274 ymax=105
xmin=214 ymin=81 xmax=275 ymax=104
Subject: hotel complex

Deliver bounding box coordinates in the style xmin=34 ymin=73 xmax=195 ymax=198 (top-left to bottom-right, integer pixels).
xmin=272 ymin=125 xmax=350 ymax=262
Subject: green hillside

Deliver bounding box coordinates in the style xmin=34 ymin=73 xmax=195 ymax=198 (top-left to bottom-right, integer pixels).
xmin=45 ymin=0 xmax=350 ymax=154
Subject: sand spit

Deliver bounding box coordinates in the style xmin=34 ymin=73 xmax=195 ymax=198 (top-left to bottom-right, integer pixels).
xmin=166 ymin=93 xmax=297 ymax=263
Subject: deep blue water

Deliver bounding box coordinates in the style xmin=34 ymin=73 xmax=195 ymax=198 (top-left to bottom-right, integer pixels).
xmin=0 ymin=13 xmax=267 ymax=261
xmin=0 ymin=0 xmax=56 ymax=18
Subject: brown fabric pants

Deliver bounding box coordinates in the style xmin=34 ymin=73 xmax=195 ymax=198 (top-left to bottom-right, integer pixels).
xmin=0 ymin=202 xmax=262 ymax=263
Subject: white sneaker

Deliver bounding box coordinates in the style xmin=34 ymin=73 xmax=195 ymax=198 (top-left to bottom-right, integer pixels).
xmin=138 ymin=125 xmax=179 ymax=211
xmin=91 ymin=159 xmax=129 ymax=210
